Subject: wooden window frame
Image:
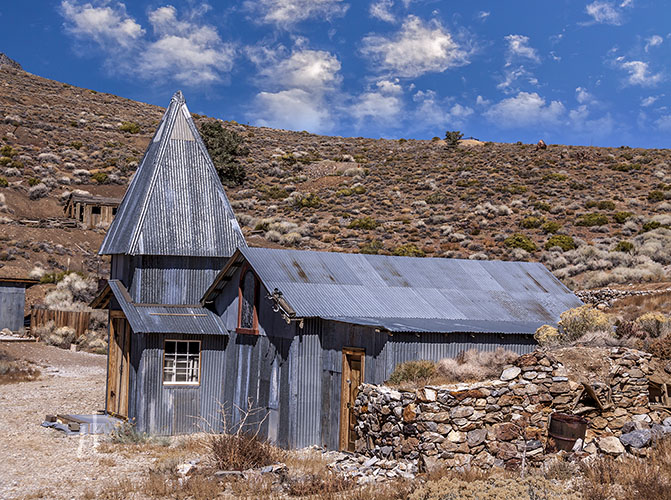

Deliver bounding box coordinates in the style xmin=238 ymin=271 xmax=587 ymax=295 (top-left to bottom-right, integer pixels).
xmin=236 ymin=264 xmax=260 ymax=335
xmin=162 ymin=339 xmax=202 ymax=386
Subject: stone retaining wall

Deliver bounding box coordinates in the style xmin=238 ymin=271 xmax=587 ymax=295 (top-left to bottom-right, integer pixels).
xmin=576 ymin=288 xmax=671 ymax=308
xmin=353 ymin=348 xmax=671 ymax=471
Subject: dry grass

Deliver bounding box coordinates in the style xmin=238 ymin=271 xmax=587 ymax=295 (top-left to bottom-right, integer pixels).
xmin=437 ymin=348 xmax=519 ymax=383
xmin=210 ymin=432 xmax=282 ymax=471
xmin=0 ymin=350 xmax=40 ymax=384
xmin=581 ymin=436 xmax=671 ymax=500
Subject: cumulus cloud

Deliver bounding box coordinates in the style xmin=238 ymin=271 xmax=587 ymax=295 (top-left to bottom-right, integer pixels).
xmin=248 ymin=47 xmax=342 ymax=132
xmin=370 ymin=0 xmax=395 ymax=23
xmin=585 ymin=1 xmax=623 ymax=25
xmin=645 ymin=35 xmax=663 ymax=52
xmin=504 ymin=35 xmax=540 ymax=63
xmin=244 ymin=0 xmax=349 ymax=28
xmin=60 ymin=1 xmax=144 ymax=48
xmin=60 ymin=1 xmax=234 ymax=85
xmin=617 ymin=59 xmax=662 ymax=86
xmin=412 ymin=90 xmax=473 ymax=128
xmin=350 ymin=80 xmax=403 ymax=124
xmin=361 ymin=16 xmax=470 ymax=78
xmin=575 ymin=87 xmax=594 ymax=104
xmin=484 ymin=92 xmax=565 ymax=128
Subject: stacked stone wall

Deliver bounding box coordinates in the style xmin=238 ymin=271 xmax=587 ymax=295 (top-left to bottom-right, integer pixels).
xmin=353 ymin=348 xmax=671 ymax=470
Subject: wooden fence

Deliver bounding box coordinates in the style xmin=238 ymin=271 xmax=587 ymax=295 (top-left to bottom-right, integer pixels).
xmin=30 ymin=308 xmax=91 ymax=339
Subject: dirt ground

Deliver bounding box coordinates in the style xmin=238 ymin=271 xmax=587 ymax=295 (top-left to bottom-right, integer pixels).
xmin=0 ymin=342 xmax=144 ymax=500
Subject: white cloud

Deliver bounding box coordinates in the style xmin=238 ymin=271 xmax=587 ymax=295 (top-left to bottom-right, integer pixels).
xmin=60 ymin=2 xmax=234 ymax=85
xmin=496 ymin=66 xmax=538 ymax=93
xmin=361 ymin=16 xmax=470 ymax=78
xmin=370 ymin=0 xmax=395 ymax=23
xmin=484 ymin=92 xmax=565 ymax=128
xmin=657 ymin=115 xmax=671 ymax=131
xmin=244 ymin=0 xmax=349 ymax=28
xmin=641 ymin=95 xmax=661 ymax=107
xmin=477 ymin=11 xmax=490 ymax=21
xmin=248 ymin=47 xmax=342 ymax=133
xmin=645 ymin=35 xmax=663 ymax=52
xmin=504 ymin=35 xmax=540 ymax=63
xmin=585 ymin=1 xmax=624 ymax=25
xmin=60 ymin=0 xmax=144 ymax=48
xmin=140 ymin=6 xmax=235 ymax=84
xmin=568 ymin=105 xmax=615 ymax=137
xmin=413 ymin=90 xmax=473 ymax=128
xmin=575 ymin=87 xmax=593 ymax=104
xmin=350 ymin=80 xmax=403 ymax=123
xmin=618 ymin=59 xmax=662 ymax=86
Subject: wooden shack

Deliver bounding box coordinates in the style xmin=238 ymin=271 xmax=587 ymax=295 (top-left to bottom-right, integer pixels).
xmin=0 ymin=277 xmax=38 ymax=331
xmin=64 ymin=193 xmax=120 ymax=229
xmin=93 ymin=91 xmax=583 ymax=447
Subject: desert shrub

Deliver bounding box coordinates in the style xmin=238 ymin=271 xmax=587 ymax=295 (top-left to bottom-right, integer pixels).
xmin=541 ymin=221 xmax=561 ymax=234
xmin=445 ymin=130 xmax=463 ymax=147
xmin=534 ymin=201 xmax=552 ymax=212
xmin=558 ymin=306 xmax=610 ymax=342
xmin=392 ymin=243 xmax=425 ymax=257
xmin=520 ymin=216 xmax=543 ymax=229
xmin=210 ymin=433 xmax=279 ymax=471
xmin=41 ymin=326 xmax=76 ymax=348
xmin=634 ymin=312 xmax=671 ymax=338
xmin=544 ymin=172 xmax=568 ymax=182
xmin=647 ymin=336 xmax=671 ymax=360
xmin=545 ymin=234 xmax=576 ymax=251
xmin=425 ymin=192 xmax=447 ymax=204
xmin=92 ymin=171 xmax=108 ymax=184
xmin=586 ymin=200 xmax=615 ymax=210
xmin=70 ymin=141 xmax=83 ymax=150
xmin=348 ymin=216 xmax=379 ymax=230
xmin=534 ymin=325 xmax=560 ymax=345
xmin=613 ymin=240 xmax=634 ymax=253
xmin=44 ymin=273 xmax=97 ymax=310
xmin=336 ymin=185 xmax=366 ymax=196
xmin=0 ymin=177 xmax=7 ymax=188
xmin=576 ymin=213 xmax=609 ymax=226
xmin=261 ymin=186 xmax=288 ymax=200
xmin=119 ymin=121 xmax=140 ymax=134
xmin=29 ymin=183 xmax=48 ymax=199
xmin=293 ymin=193 xmax=321 ymax=209
xmin=641 ymin=220 xmax=662 ymax=232
xmin=110 ymin=421 xmax=149 ymax=444
xmin=437 ymin=348 xmax=519 ymax=383
xmin=359 ymin=240 xmax=383 ymax=255
xmin=286 ymin=473 xmax=354 ymax=497
xmin=613 ymin=211 xmax=633 ymax=223
xmin=27 ymin=177 xmax=40 ymax=187
xmin=504 ymin=233 xmax=537 ymax=252
xmin=0 ymin=353 xmax=39 ymax=384
xmin=648 ymin=190 xmax=665 ymax=202
xmin=388 ymin=360 xmax=437 ymax=385
xmin=199 ymin=121 xmax=248 ymax=186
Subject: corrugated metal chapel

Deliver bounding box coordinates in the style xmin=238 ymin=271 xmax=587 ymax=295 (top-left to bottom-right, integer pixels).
xmin=94 ymin=91 xmax=582 ymax=450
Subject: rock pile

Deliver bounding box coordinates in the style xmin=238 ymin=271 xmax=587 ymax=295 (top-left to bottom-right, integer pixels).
xmin=576 ymin=288 xmax=671 ymax=308
xmin=353 ymin=348 xmax=671 ymax=471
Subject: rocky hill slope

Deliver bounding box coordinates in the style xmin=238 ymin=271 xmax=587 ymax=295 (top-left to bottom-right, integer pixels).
xmin=1 ymin=63 xmax=670 ymax=304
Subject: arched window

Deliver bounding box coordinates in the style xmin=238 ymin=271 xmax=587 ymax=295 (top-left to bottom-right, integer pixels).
xmin=237 ymin=268 xmax=259 ymax=334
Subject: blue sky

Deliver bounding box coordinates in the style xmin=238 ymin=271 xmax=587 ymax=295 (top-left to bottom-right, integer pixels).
xmin=1 ymin=1 xmax=669 ymax=147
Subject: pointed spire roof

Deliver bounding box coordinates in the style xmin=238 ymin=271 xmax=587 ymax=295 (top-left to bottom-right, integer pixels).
xmin=99 ymin=91 xmax=246 ymax=257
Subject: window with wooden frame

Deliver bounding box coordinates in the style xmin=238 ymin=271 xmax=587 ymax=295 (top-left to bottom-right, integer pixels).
xmin=163 ymin=340 xmax=201 ymax=385
xmin=237 ymin=266 xmax=259 ymax=335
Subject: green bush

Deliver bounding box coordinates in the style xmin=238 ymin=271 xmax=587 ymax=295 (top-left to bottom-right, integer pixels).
xmin=504 ymin=234 xmax=537 ymax=252
xmin=27 ymin=177 xmax=40 ymax=187
xmin=613 ymin=240 xmax=634 ymax=253
xmin=293 ymin=193 xmax=321 ymax=209
xmin=648 ymin=190 xmax=665 ymax=202
xmin=0 ymin=157 xmax=10 ymax=166
xmin=541 ymin=221 xmax=561 ymax=234
xmin=586 ymin=200 xmax=615 ymax=210
xmin=92 ymin=172 xmax=108 ymax=184
xmin=261 ymin=186 xmax=288 ymax=200
xmin=70 ymin=141 xmax=83 ymax=150
xmin=0 ymin=145 xmax=16 ymax=157
xmin=388 ymin=360 xmax=437 ymax=385
xmin=0 ymin=177 xmax=7 ymax=188
xmin=520 ymin=216 xmax=543 ymax=229
xmin=199 ymin=121 xmax=249 ymax=186
xmin=39 ymin=270 xmax=85 ymax=284
xmin=613 ymin=211 xmax=633 ymax=224
xmin=119 ymin=121 xmax=141 ymax=134
xmin=348 ymin=216 xmax=379 ymax=230
xmin=336 ymin=186 xmax=366 ymax=197
xmin=545 ymin=234 xmax=576 ymax=251
xmin=359 ymin=240 xmax=383 ymax=255
xmin=392 ymin=243 xmax=425 ymax=257
xmin=534 ymin=201 xmax=552 ymax=212
xmin=425 ymin=192 xmax=447 ymax=204
xmin=576 ymin=213 xmax=609 ymax=227
xmin=641 ymin=220 xmax=663 ymax=233
xmin=445 ymin=130 xmax=463 ymax=147
xmin=543 ymin=173 xmax=567 ymax=182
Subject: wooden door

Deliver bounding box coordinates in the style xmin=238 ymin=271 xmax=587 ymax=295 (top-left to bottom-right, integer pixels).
xmin=339 ymin=348 xmax=365 ymax=451
xmin=107 ymin=314 xmax=131 ymax=418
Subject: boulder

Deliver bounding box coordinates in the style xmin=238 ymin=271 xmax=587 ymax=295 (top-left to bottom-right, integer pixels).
xmin=500 ymin=366 xmax=521 ymax=381
xmin=598 ymin=436 xmax=625 ymax=455
xmin=619 ymin=429 xmax=652 ymax=449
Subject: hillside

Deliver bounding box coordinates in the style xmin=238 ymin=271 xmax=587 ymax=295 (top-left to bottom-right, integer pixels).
xmin=1 ymin=62 xmax=671 ymax=309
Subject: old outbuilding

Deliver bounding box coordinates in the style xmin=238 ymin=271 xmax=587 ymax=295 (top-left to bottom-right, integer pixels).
xmin=94 ymin=91 xmax=582 ymax=450
xmin=0 ymin=277 xmax=38 ymax=331
xmin=64 ymin=193 xmax=120 ymax=229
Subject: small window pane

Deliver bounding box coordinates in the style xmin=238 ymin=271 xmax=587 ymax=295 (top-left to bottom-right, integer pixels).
xmin=163 ymin=341 xmax=200 ymax=384
xmin=240 ymin=271 xmax=256 ymax=330
xmin=165 ymin=341 xmax=176 ymax=354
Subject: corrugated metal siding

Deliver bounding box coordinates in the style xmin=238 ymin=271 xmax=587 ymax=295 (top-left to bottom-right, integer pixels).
xmin=0 ymin=283 xmax=26 ymax=331
xmin=292 ymin=330 xmax=322 ymax=448
xmin=238 ymin=247 xmax=582 ymax=333
xmin=100 ymin=91 xmax=245 ymax=257
xmin=135 ymin=332 xmax=227 ymax=435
